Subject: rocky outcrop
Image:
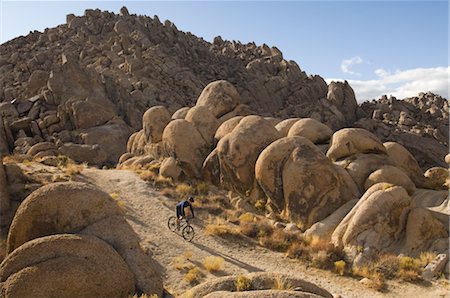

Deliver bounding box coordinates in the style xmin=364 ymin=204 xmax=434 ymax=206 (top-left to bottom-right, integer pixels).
xmin=355 ymin=93 xmax=448 ymax=170
xmin=184 ymin=272 xmax=333 ymax=298
xmin=6 ymin=182 xmax=122 ymax=252
xmin=255 ymin=136 xmax=359 ymax=228
xmin=3 ymin=181 xmax=163 ymax=296
xmin=0 ymin=234 xmax=135 ymax=297
xmin=332 ymin=183 xmax=412 ymax=257
xmin=217 ymin=115 xmax=280 ymax=198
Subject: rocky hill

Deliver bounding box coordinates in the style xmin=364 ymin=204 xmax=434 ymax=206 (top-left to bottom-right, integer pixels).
xmin=1 ymin=7 xmax=446 ymax=169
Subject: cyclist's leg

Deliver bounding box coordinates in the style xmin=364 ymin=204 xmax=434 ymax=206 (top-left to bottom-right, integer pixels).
xmin=176 ymin=205 xmax=182 ymax=229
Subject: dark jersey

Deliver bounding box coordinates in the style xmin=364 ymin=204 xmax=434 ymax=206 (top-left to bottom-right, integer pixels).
xmin=176 ymin=200 xmax=195 ymax=218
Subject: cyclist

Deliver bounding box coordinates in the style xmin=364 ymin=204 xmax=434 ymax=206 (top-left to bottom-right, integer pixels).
xmin=176 ymin=196 xmax=195 ymax=229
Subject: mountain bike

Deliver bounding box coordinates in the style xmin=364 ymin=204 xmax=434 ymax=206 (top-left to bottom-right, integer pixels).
xmin=168 ymin=216 xmax=195 ymax=242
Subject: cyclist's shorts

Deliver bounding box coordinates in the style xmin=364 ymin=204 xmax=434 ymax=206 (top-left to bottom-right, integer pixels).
xmin=176 ymin=205 xmax=185 ymax=218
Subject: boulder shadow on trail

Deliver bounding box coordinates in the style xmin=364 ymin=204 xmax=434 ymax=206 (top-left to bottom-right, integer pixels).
xmin=191 ymin=242 xmax=262 ymax=273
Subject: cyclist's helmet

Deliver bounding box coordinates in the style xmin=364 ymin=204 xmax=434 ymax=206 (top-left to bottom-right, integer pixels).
xmin=188 ymin=196 xmax=194 ymax=203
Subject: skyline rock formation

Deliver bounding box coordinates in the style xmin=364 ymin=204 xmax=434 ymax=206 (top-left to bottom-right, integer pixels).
xmin=0 ymin=7 xmax=446 ymax=169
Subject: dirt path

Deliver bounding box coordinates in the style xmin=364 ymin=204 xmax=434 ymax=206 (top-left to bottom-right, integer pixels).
xmin=83 ymin=168 xmax=449 ymax=298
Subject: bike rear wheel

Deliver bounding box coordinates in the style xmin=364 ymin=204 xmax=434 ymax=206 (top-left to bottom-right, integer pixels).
xmin=168 ymin=216 xmax=178 ymax=232
xmin=182 ymin=225 xmax=195 ymax=242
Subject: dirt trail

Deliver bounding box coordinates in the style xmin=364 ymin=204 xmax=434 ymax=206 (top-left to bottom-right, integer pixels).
xmin=83 ymin=168 xmax=449 ymax=298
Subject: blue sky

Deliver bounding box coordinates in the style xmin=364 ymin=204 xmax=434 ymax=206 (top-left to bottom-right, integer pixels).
xmin=1 ymin=0 xmax=448 ymax=101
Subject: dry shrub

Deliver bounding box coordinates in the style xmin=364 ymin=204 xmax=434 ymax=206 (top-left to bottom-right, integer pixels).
xmin=257 ymin=221 xmax=274 ymax=238
xmin=374 ymin=254 xmax=399 ymax=280
xmin=154 ymin=175 xmax=173 ymax=187
xmin=418 ymin=251 xmax=437 ymax=267
xmin=235 ymin=275 xmax=252 ymax=291
xmin=205 ymin=219 xmax=240 ymax=238
xmin=254 ymin=198 xmax=267 ymax=211
xmin=172 ymin=255 xmax=193 ymax=271
xmin=286 ymin=242 xmax=309 ymax=260
xmin=175 ymin=183 xmax=194 ymax=196
xmin=203 ymin=256 xmax=224 ymax=273
xmin=65 ymin=162 xmax=85 ymax=176
xmin=272 ymin=275 xmax=293 ymax=290
xmin=110 ymin=192 xmax=120 ymax=200
xmin=259 ymin=230 xmax=298 ymax=252
xmin=334 ymin=260 xmax=346 ymax=276
xmin=365 ymin=273 xmax=387 ymax=291
xmin=184 ymin=267 xmax=204 ymax=285
xmin=398 ymin=256 xmax=422 ymax=282
xmin=239 ymin=222 xmax=259 ymax=238
xmin=238 ymin=212 xmax=255 ymax=223
xmin=139 ymin=170 xmax=157 ymax=181
xmin=195 ymin=182 xmax=209 ymax=195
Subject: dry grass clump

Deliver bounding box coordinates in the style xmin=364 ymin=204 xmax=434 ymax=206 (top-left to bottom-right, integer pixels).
xmin=175 ymin=183 xmax=194 ymax=196
xmin=64 ymin=162 xmax=86 ymax=176
xmin=238 ymin=212 xmax=255 ymax=223
xmin=184 ymin=267 xmax=204 ymax=285
xmin=195 ymin=181 xmax=209 ymax=195
xmin=3 ymin=153 xmax=29 ymax=163
xmin=272 ymin=275 xmax=293 ymax=290
xmin=334 ymin=260 xmax=346 ymax=276
xmin=139 ymin=170 xmax=173 ymax=187
xmin=203 ymin=256 xmax=224 ymax=273
xmin=172 ymin=254 xmax=194 ymax=271
xmin=235 ymin=275 xmax=252 ymax=291
xmin=205 ymin=218 xmax=240 ymax=238
xmin=397 ymin=256 xmax=423 ymax=282
xmin=285 ymin=236 xmax=346 ymax=271
xmin=259 ymin=230 xmax=298 ymax=252
xmin=254 ymin=198 xmax=267 ymax=211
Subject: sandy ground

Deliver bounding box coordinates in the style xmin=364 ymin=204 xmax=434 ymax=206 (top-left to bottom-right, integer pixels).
xmin=83 ymin=168 xmax=449 ymax=298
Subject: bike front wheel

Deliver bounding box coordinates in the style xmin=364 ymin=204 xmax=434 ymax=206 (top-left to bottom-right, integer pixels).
xmin=182 ymin=225 xmax=195 ymax=242
xmin=168 ymin=216 xmax=178 ymax=232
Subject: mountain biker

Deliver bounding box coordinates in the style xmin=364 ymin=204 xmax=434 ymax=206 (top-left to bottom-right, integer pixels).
xmin=176 ymin=196 xmax=195 ymax=229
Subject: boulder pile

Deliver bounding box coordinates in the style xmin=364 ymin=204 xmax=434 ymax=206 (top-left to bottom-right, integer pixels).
xmin=122 ymin=79 xmax=449 ymax=267
xmin=355 ymin=92 xmax=448 ymax=169
xmin=0 ymin=182 xmax=163 ymax=297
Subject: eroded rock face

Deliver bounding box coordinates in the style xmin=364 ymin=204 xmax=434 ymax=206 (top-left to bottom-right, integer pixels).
xmin=162 ymin=119 xmax=209 ymax=178
xmin=255 ymin=136 xmax=359 ymax=227
xmin=405 ymin=208 xmax=448 ymax=254
xmin=332 ymin=184 xmax=412 ymax=254
xmin=0 ymin=234 xmax=135 ymax=298
xmin=216 ymin=115 xmax=280 ymax=197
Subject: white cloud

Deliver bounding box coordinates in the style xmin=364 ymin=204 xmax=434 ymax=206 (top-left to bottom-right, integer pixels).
xmin=326 ymin=66 xmax=450 ymax=102
xmin=340 ymin=56 xmax=364 ymax=75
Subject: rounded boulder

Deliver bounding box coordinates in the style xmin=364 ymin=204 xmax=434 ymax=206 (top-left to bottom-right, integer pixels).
xmin=6 ymin=182 xmax=122 ymax=253
xmin=0 ymin=234 xmax=134 ymax=298
xmin=142 ymin=106 xmax=171 ymax=143
xmin=196 ymin=80 xmax=240 ymax=118
xmin=287 ymin=118 xmax=333 ymax=144
xmin=327 ymin=128 xmax=386 ymax=161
